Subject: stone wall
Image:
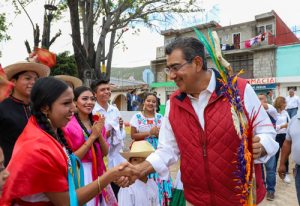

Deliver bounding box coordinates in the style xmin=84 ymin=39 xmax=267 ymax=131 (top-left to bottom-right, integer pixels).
xmin=253 ymin=50 xmax=275 ymax=78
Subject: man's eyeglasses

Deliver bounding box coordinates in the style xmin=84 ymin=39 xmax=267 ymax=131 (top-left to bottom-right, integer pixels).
xmin=164 ymin=59 xmax=193 ymax=75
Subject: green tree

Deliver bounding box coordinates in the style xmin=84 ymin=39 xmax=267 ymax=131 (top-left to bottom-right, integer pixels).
xmin=67 ymin=0 xmax=204 ymax=84
xmin=50 ymin=51 xmax=78 ymax=77
xmin=0 ymin=13 xmax=11 ymax=57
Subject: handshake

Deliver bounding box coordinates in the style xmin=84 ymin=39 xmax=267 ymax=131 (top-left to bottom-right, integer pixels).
xmin=112 ymin=162 xmax=141 ymax=187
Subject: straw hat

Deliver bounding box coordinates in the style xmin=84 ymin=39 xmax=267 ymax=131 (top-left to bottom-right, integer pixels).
xmin=4 ymin=61 xmax=50 ymax=80
xmin=120 ymin=141 xmax=155 ymax=161
xmin=54 ymin=75 xmax=82 ymax=89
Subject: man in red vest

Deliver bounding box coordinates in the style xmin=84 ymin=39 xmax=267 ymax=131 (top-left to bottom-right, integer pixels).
xmin=118 ymin=37 xmax=279 ymax=205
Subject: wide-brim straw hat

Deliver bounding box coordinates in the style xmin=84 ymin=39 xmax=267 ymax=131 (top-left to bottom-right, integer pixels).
xmin=54 ymin=75 xmax=82 ymax=89
xmin=120 ymin=141 xmax=155 ymax=161
xmin=4 ymin=61 xmax=50 ymax=80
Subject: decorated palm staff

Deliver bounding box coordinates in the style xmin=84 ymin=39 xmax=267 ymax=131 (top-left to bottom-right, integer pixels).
xmin=193 ymin=28 xmax=267 ymax=205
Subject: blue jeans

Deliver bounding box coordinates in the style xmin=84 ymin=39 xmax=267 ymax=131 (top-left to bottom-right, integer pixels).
xmin=295 ymin=164 xmax=300 ymax=205
xmin=262 ymin=155 xmax=276 ymax=193
xmin=132 ymin=105 xmax=138 ymax=111
xmin=287 ymin=108 xmax=298 ymax=119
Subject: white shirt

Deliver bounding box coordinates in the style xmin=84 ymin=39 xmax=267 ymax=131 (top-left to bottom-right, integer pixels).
xmin=285 ymin=95 xmax=300 ymax=109
xmin=92 ymin=102 xmax=126 ymax=169
xmin=147 ymin=70 xmax=279 ymax=180
xmin=275 ymin=110 xmax=290 ymax=134
xmin=118 ymin=179 xmax=159 ymax=206
xmin=265 ymin=104 xmax=278 ymax=121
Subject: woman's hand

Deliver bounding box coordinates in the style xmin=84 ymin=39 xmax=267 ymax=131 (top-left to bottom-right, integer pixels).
xmin=149 ymin=126 xmax=159 ymax=136
xmin=91 ymin=114 xmax=105 ymax=139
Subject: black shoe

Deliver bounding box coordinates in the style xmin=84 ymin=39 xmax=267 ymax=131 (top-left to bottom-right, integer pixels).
xmin=266 ymin=192 xmax=275 ymax=201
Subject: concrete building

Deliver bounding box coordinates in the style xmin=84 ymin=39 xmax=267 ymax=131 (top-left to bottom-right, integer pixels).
xmin=109 ymin=77 xmax=145 ymax=86
xmin=276 ymin=44 xmax=300 ymax=98
xmin=110 ymin=84 xmax=152 ymax=111
xmin=150 ymin=10 xmax=299 ymax=114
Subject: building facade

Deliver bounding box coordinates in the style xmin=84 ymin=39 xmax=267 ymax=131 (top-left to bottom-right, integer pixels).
xmin=150 ymin=10 xmax=299 ymax=113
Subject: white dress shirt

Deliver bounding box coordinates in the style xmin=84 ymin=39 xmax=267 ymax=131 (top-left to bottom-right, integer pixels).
xmin=118 ymin=179 xmax=159 ymax=206
xmin=266 ymin=104 xmax=278 ymax=121
xmin=93 ymin=102 xmax=126 ymax=169
xmin=147 ymin=70 xmax=279 ymax=180
xmin=275 ymin=110 xmax=290 ymax=134
xmin=285 ymin=95 xmax=300 ymax=109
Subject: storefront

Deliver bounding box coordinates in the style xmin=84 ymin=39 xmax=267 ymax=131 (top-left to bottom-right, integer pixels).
xmin=247 ymin=77 xmax=276 ymax=95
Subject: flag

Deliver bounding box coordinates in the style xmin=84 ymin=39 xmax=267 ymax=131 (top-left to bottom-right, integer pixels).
xmin=0 ymin=64 xmax=14 ymax=103
xmin=34 ymin=47 xmax=56 ymax=68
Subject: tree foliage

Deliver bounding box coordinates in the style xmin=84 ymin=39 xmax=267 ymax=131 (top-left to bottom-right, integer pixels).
xmin=67 ymin=0 xmax=204 ymax=84
xmin=0 ymin=13 xmax=11 ymax=57
xmin=6 ymin=0 xmax=65 ymax=53
xmin=50 ymin=51 xmax=78 ymax=77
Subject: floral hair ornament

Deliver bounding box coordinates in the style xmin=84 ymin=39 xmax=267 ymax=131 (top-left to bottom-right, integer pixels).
xmin=0 ymin=64 xmax=14 ymax=103
xmin=34 ymin=47 xmax=56 ymax=68
xmin=194 ymin=27 xmax=262 ymax=206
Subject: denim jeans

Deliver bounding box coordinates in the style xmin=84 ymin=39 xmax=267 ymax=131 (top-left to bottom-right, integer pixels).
xmin=287 ymin=108 xmax=298 ymax=119
xmin=295 ymin=164 xmax=300 ymax=205
xmin=262 ymin=155 xmax=276 ymax=193
xmin=275 ymin=133 xmax=289 ymax=173
xmin=132 ymin=105 xmax=138 ymax=111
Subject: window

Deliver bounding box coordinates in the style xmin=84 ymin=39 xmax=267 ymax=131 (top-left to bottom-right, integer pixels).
xmin=227 ymin=55 xmax=253 ymax=79
xmin=266 ymin=24 xmax=273 ymax=34
xmin=233 ymin=33 xmax=241 ymax=49
xmin=257 ymin=26 xmax=265 ymax=35
xmin=219 ymin=38 xmax=222 ymax=44
xmin=225 ymin=35 xmax=229 ymax=41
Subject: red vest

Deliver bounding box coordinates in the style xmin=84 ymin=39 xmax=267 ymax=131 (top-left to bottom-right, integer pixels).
xmin=169 ymin=70 xmax=266 ymax=205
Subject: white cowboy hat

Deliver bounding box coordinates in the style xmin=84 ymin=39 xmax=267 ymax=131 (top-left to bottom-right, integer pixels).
xmin=120 ymin=141 xmax=155 ymax=161
xmin=54 ymin=75 xmax=82 ymax=89
xmin=4 ymin=61 xmax=50 ymax=80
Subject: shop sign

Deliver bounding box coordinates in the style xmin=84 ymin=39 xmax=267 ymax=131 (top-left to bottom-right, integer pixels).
xmin=251 ymin=84 xmax=276 ymax=90
xmin=247 ymin=78 xmax=275 ymax=84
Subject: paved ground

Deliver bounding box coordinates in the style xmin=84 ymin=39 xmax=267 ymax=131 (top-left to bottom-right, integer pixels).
xmin=123 ymin=134 xmax=298 ymax=205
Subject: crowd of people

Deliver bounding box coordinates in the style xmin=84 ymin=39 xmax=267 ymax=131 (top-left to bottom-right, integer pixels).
xmin=0 ymin=36 xmax=299 ymax=206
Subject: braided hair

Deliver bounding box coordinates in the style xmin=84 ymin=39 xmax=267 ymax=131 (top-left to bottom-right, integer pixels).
xmin=30 ymin=77 xmax=73 ymax=155
xmin=73 ymin=86 xmax=98 ymax=151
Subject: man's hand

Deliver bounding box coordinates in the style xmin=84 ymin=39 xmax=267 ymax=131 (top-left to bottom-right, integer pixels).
xmin=278 ymin=164 xmax=287 ymax=180
xmin=114 ymin=162 xmax=140 ymax=188
xmin=262 ymin=103 xmax=269 ymax=110
xmin=252 ymin=136 xmax=266 ymax=159
xmin=119 ymin=117 xmax=123 ymax=129
xmin=28 ymin=52 xmax=39 ymax=63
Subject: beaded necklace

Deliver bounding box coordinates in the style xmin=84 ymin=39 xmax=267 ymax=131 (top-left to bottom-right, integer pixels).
xmin=9 ymin=95 xmax=31 ymax=120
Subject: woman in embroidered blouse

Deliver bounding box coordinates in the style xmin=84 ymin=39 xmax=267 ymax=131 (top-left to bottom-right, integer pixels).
xmin=64 ymin=86 xmax=117 ymax=206
xmin=273 ymin=96 xmax=291 ymax=183
xmin=0 ymin=77 xmax=139 ymax=206
xmin=130 ymin=93 xmax=173 ymax=206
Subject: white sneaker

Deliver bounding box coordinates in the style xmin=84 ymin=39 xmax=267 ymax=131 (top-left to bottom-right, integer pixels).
xmin=284 ymin=174 xmax=291 ymax=184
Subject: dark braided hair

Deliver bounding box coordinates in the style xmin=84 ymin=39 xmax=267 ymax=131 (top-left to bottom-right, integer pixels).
xmin=30 ymin=77 xmax=73 ymax=155
xmin=73 ymin=86 xmax=98 ymax=151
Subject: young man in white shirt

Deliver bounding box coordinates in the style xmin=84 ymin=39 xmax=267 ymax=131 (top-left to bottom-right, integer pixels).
xmin=91 ymin=79 xmax=126 ymax=199
xmin=286 ymin=89 xmax=300 ymax=119
xmin=258 ymin=93 xmax=278 ymax=201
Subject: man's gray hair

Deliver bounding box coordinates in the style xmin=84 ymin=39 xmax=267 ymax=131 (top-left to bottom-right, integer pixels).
xmin=258 ymin=93 xmax=267 ymax=98
xmin=165 ymin=37 xmax=207 ymax=71
xmin=289 ymin=89 xmax=295 ymax=92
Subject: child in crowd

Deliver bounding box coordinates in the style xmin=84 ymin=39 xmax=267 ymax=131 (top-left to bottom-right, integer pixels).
xmin=118 ymin=141 xmax=159 ymax=206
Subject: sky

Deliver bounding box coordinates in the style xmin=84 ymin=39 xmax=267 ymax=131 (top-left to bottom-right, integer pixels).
xmin=0 ymin=0 xmax=300 ymax=70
